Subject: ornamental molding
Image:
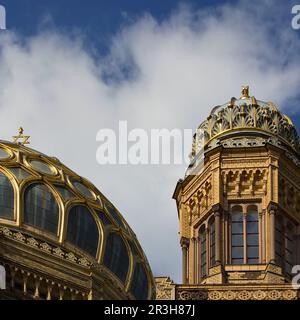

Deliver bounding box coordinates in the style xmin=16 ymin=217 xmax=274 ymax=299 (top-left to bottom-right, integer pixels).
xmin=192 ymin=98 xmax=300 ymax=158
xmin=221 ymin=169 xmax=267 ymax=197
xmin=185 ymin=179 xmax=213 ymax=222
xmin=155 ymin=277 xmax=176 ymax=300
xmin=176 ymin=288 xmax=298 ymax=300
xmin=0 ymin=226 xmax=91 ymax=268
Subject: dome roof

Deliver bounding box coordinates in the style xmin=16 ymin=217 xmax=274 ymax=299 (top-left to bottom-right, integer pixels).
xmin=0 ymin=137 xmax=154 ymax=300
xmin=188 ymin=86 xmax=300 ymax=172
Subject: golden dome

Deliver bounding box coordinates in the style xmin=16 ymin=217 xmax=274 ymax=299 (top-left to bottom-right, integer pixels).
xmin=189 ymin=87 xmax=300 ymax=166
xmin=0 ymin=137 xmax=154 ymax=300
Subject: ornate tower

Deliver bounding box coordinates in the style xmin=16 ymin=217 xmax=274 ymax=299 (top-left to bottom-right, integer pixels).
xmin=156 ymin=87 xmax=300 ymax=300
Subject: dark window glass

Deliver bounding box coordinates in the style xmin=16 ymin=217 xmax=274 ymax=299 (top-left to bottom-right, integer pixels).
xmin=67 ymin=206 xmax=99 ymax=257
xmin=103 ymin=232 xmax=129 ymax=283
xmin=246 ymin=221 xmax=258 ymax=233
xmin=232 ymin=247 xmax=243 ymax=258
xmin=232 ymin=258 xmax=244 ymax=264
xmin=106 ymin=205 xmax=126 ymax=229
xmin=24 ymin=183 xmax=58 ymax=234
xmin=284 ymin=223 xmax=294 ymax=275
xmin=232 ymin=212 xmax=243 ymax=222
xmin=129 ymin=240 xmax=140 ymax=257
xmin=9 ymin=167 xmax=30 ymax=181
xmin=247 ymin=234 xmax=259 ymax=246
xmin=248 ymin=258 xmax=259 ymax=264
xmin=246 ymin=207 xmax=259 ymax=264
xmin=232 ymin=234 xmax=243 ymax=246
xmin=0 ymin=172 xmax=14 ymax=219
xmin=232 ymin=222 xmax=243 ymax=233
xmin=210 ymin=219 xmax=215 ymax=267
xmin=130 ymin=263 xmax=149 ymax=300
xmin=55 ymin=186 xmax=74 ymax=201
xmin=275 ymin=217 xmax=283 ymax=266
xmin=231 ymin=208 xmax=244 ymax=265
xmin=96 ymin=210 xmax=112 ymax=226
xmin=199 ymin=226 xmax=207 ymax=277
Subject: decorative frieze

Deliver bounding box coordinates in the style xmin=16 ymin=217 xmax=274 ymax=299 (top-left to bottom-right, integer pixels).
xmin=0 ymin=226 xmax=91 ymax=268
xmin=175 ymin=288 xmax=298 ymax=300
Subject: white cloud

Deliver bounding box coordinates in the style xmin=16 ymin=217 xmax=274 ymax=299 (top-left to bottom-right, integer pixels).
xmin=0 ymin=0 xmax=300 ymax=282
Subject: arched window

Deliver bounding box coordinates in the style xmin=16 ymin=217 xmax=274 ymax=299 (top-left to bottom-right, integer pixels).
xmin=209 ymin=218 xmax=215 ymax=267
xmin=0 ymin=172 xmax=14 ymax=220
xmin=275 ymin=215 xmax=296 ymax=275
xmin=103 ymin=232 xmax=129 ymax=283
xmin=66 ymin=206 xmax=99 ymax=257
xmin=246 ymin=205 xmax=259 ymax=264
xmin=24 ymin=183 xmax=59 ymax=234
xmin=130 ymin=263 xmax=149 ymax=300
xmin=199 ymin=225 xmax=207 ymax=277
xmin=231 ymin=206 xmax=244 ymax=264
xmin=231 ymin=204 xmax=260 ymax=265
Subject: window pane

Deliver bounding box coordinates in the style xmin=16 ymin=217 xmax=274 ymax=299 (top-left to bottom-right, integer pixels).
xmin=0 ymin=172 xmax=14 ymax=219
xmin=285 ymin=250 xmax=293 ymax=264
xmin=55 ymin=185 xmax=75 ymax=201
xmin=232 ymin=234 xmax=243 ymax=246
xmin=232 ymin=222 xmax=243 ymax=233
xmin=232 ymin=247 xmax=243 ymax=259
xmin=9 ymin=167 xmax=31 ymax=181
xmin=24 ymin=183 xmax=58 ymax=234
xmin=72 ymin=181 xmax=94 ymax=199
xmin=275 ymin=241 xmax=282 ymax=253
xmin=130 ymin=263 xmax=148 ymax=300
xmin=232 ymin=213 xmax=243 ymax=222
xmin=96 ymin=210 xmax=112 ymax=226
xmin=103 ymin=232 xmax=129 ymax=283
xmin=232 ymin=258 xmax=244 ymax=265
xmin=231 ymin=211 xmax=244 ymax=264
xmin=199 ymin=227 xmax=207 ymax=277
xmin=247 ymin=246 xmax=259 ymax=258
xmin=247 ymin=212 xmax=258 ymax=221
xmin=129 ymin=240 xmax=140 ymax=257
xmin=30 ymin=160 xmax=54 ymax=175
xmin=67 ymin=206 xmax=99 ymax=257
xmin=0 ymin=148 xmax=10 ymax=159
xmin=247 ymin=221 xmax=258 ymax=233
xmin=106 ymin=205 xmax=126 ymax=229
xmin=248 ymin=258 xmax=259 ymax=264
xmin=247 ymin=234 xmax=258 ymax=246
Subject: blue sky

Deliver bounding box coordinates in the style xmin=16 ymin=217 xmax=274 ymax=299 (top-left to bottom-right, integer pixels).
xmin=1 ymin=0 xmax=300 ymax=283
xmin=2 ymin=0 xmax=299 ymax=121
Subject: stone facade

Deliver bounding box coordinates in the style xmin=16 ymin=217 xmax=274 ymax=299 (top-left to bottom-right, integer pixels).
xmin=156 ymin=87 xmax=300 ymax=300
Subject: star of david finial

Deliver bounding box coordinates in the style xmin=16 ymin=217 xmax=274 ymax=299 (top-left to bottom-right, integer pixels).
xmin=240 ymin=85 xmax=250 ymax=99
xmin=12 ymin=127 xmax=30 ymax=145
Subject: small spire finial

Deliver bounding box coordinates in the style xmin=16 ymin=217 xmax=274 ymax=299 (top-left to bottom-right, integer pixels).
xmin=240 ymin=85 xmax=250 ymax=99
xmin=12 ymin=127 xmax=30 ymax=145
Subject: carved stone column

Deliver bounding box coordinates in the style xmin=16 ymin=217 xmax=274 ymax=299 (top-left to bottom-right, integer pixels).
xmin=180 ymin=237 xmax=189 ymax=284
xmin=268 ymin=203 xmax=277 ymax=263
